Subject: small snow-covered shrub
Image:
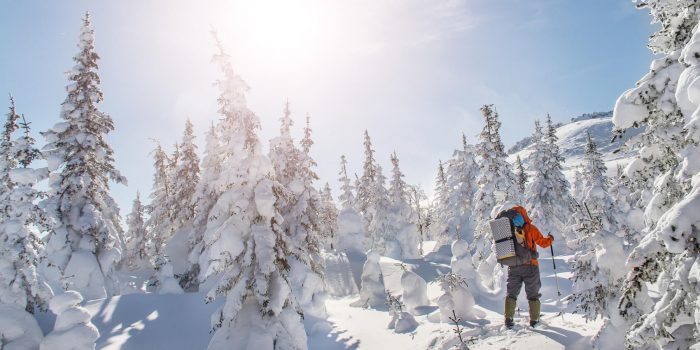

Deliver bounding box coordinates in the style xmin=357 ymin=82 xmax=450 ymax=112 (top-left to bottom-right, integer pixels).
xmin=40 ymin=291 xmax=99 ymax=350
xmin=385 ymin=292 xmax=418 ymax=333
xmin=436 ymin=273 xmax=483 ymax=323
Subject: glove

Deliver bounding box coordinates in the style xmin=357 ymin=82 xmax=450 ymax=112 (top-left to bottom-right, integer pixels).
xmin=547 ymin=234 xmax=554 ymax=241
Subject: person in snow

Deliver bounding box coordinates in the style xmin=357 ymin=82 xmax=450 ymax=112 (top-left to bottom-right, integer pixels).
xmin=501 ymin=205 xmax=553 ymax=328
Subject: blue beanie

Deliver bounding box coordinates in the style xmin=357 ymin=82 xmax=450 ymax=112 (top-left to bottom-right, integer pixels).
xmin=513 ymin=213 xmax=525 ymax=228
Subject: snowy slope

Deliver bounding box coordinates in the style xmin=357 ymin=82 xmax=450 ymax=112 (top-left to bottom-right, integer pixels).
xmin=507 ymin=113 xmax=642 ymax=179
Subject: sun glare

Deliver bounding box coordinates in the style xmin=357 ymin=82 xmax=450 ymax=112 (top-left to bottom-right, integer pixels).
xmin=244 ymin=1 xmax=315 ymax=51
xmin=209 ymin=0 xmax=340 ymax=61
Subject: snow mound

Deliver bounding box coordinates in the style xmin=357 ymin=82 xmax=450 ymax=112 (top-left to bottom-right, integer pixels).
xmin=0 ymin=304 xmax=44 ymax=350
xmin=387 ymin=311 xmax=419 ymax=333
xmin=354 ymin=251 xmax=386 ymax=308
xmin=42 ymin=291 xmax=99 ymax=350
xmin=401 ymin=270 xmax=430 ymax=314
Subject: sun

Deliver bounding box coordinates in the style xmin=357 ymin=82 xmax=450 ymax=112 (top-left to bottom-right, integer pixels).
xmin=244 ymin=1 xmax=316 ymax=52
xmin=210 ymin=0 xmax=334 ymax=60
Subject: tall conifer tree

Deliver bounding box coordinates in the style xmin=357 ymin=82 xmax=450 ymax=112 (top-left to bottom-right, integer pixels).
xmin=43 ymin=13 xmax=126 ymax=300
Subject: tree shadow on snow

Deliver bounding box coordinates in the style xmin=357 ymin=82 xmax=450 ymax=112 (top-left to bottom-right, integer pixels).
xmin=305 ymin=316 xmax=361 ymax=350
xmin=530 ymin=324 xmax=587 ymax=348
xmin=344 ymin=250 xmax=367 ymax=290
xmin=88 ymin=292 xmax=222 ymax=350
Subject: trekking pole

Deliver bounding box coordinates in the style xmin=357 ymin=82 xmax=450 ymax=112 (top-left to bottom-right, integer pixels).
xmin=549 ymin=240 xmax=564 ymax=322
xmin=550 ymin=244 xmax=561 ymax=297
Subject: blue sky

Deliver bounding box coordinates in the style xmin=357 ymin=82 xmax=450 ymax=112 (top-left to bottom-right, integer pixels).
xmin=0 ymin=0 xmax=654 ymax=214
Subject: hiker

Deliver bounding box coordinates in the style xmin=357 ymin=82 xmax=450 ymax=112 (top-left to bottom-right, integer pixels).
xmin=500 ymin=205 xmax=553 ymax=328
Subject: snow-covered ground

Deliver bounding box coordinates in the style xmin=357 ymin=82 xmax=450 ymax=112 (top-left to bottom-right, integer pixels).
xmin=33 ymin=241 xmax=603 ymax=350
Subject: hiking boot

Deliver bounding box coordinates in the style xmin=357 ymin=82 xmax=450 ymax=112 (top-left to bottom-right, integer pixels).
xmin=505 ymin=318 xmax=515 ymax=329
xmin=528 ymin=299 xmax=541 ymax=328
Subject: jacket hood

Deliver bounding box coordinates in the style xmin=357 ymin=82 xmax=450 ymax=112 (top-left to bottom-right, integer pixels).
xmin=512 ymin=206 xmax=532 ymax=224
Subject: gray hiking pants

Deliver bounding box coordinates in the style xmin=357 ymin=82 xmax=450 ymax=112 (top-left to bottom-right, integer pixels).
xmin=506 ymin=264 xmax=541 ymax=301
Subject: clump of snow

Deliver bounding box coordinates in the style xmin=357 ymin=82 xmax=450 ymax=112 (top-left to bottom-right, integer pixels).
xmin=675 ymin=65 xmax=700 ymax=117
xmin=354 ymin=250 xmax=386 ymax=308
xmin=450 ymin=239 xmax=486 ymax=295
xmin=0 ymin=304 xmax=44 ymax=350
xmin=41 ymin=291 xmax=99 ymax=350
xmin=400 ymin=270 xmax=429 ymax=314
xmin=476 ymin=250 xmax=505 ymax=295
xmin=153 ymin=255 xmax=184 ymax=295
xmin=387 ymin=310 xmax=418 ymax=333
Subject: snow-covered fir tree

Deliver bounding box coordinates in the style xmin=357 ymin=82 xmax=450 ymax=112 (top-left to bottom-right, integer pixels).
xmin=268 ymin=105 xmax=326 ymax=320
xmin=571 ymin=165 xmax=585 ymax=202
xmin=356 ymin=130 xmax=377 ymax=214
xmin=42 ymin=13 xmax=126 ymax=300
xmin=526 ymin=117 xmax=574 ymax=246
xmin=145 ymin=143 xmax=173 ymax=260
xmin=429 ymin=160 xmax=450 ymax=243
xmin=612 ymin=1 xmax=697 ymax=226
xmin=201 ymin=35 xmax=307 ymax=350
xmin=165 ymin=143 xmax=180 ymax=225
xmin=366 ymin=164 xmax=392 ymax=255
xmin=0 ymin=96 xmax=20 ymax=213
xmin=338 ymin=155 xmax=355 ymax=210
xmin=294 ymin=114 xmax=328 ymax=320
xmin=336 ymin=155 xmax=366 ymax=253
xmin=613 ymin=6 xmax=700 ymax=347
xmin=524 ymin=120 xmax=547 ymax=200
xmin=607 ymin=165 xmax=645 ymax=251
xmin=386 ymin=152 xmax=420 ymax=259
xmin=515 ymin=155 xmax=527 ymax=194
xmin=318 ymin=183 xmax=339 ymax=250
xmin=471 ymin=104 xmax=517 ymax=289
xmin=442 ymin=134 xmax=480 ymax=245
xmin=268 ymin=101 xmax=298 ymax=193
xmin=298 ymin=114 xmax=325 ymax=255
xmin=123 ymin=192 xmax=149 ymax=271
xmin=0 ymin=109 xmax=53 ymax=313
xmin=171 ymin=119 xmax=200 ymax=230
xmin=183 ymin=123 xmax=222 ymax=291
xmin=567 ymin=133 xmax=610 ymax=246
xmin=407 ymin=184 xmax=429 ymax=255
xmin=567 ymin=135 xmax=627 ymax=346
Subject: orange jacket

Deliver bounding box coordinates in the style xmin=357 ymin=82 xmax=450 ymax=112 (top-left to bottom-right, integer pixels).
xmin=512 ymin=206 xmax=553 ymax=266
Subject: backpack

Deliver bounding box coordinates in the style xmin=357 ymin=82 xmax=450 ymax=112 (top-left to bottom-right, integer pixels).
xmin=488 ymin=208 xmax=538 ymax=267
